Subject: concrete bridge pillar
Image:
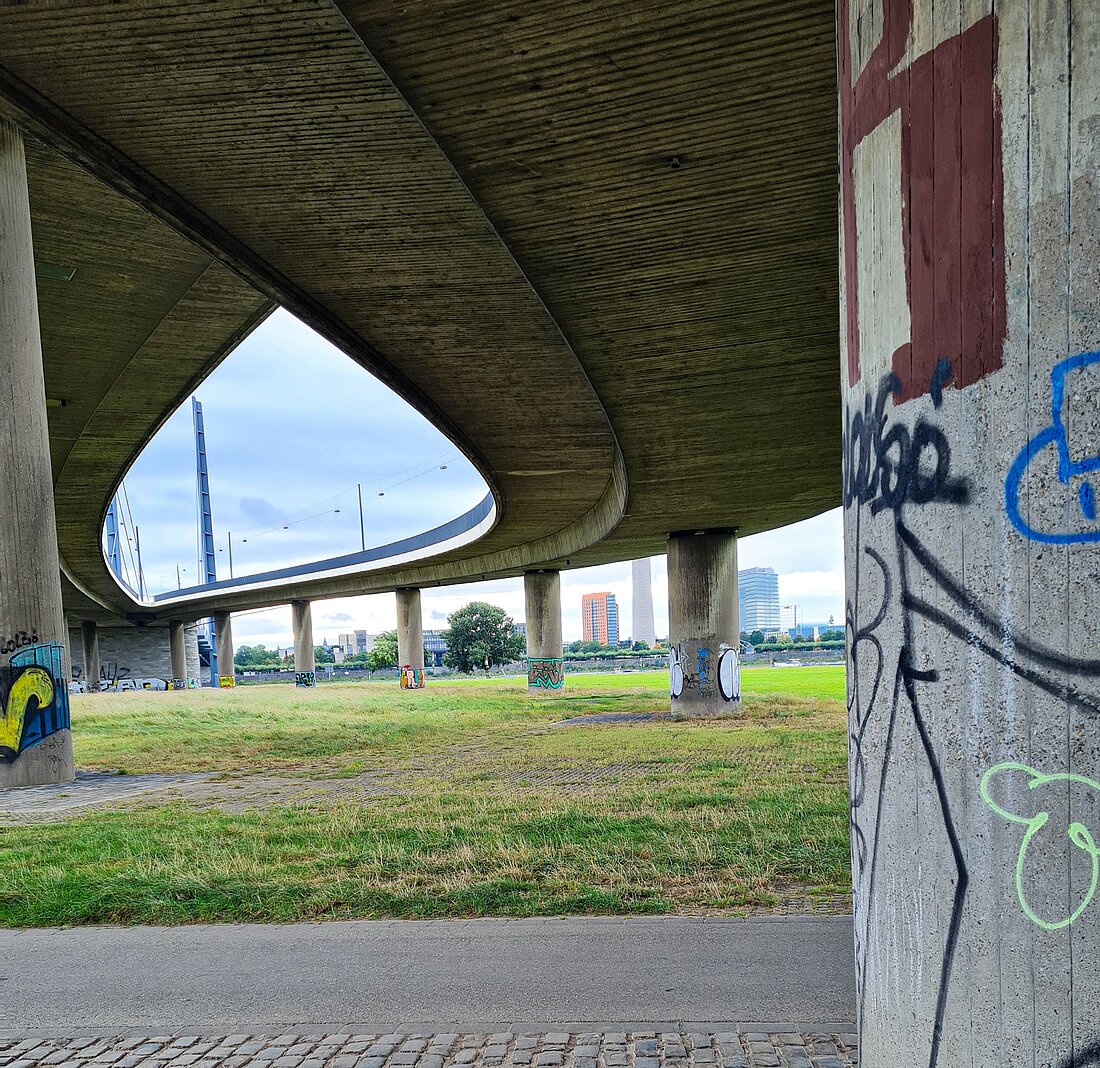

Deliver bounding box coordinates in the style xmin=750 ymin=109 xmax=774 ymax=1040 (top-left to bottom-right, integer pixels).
xmin=213 ymin=611 xmax=234 ymax=687
xmin=291 ymin=600 xmax=316 ymax=687
xmin=524 ymin=570 xmax=563 ymax=692
xmin=839 ymin=1 xmax=1098 ymax=1063
xmin=168 ymin=620 xmax=187 ymax=688
xmin=395 ymin=587 xmax=424 ymax=689
xmin=0 ymin=118 xmax=73 ymax=788
xmin=81 ymin=621 xmax=101 ymax=694
xmin=666 ymin=531 xmax=740 ymax=716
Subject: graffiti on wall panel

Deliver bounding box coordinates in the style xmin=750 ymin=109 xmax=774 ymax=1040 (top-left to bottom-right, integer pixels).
xmin=528 ymin=657 xmax=564 ymax=689
xmin=845 ymin=367 xmax=1100 ymax=1068
xmin=295 ymin=671 xmax=316 ymax=688
xmin=839 ymin=0 xmax=1006 ymax=402
xmin=218 ymin=675 xmax=235 ymax=688
xmin=0 ymin=642 xmax=70 ymax=761
xmin=1005 ymin=350 xmax=1100 ymax=544
xmin=979 ymin=762 xmax=1100 ymax=930
xmin=670 ymin=643 xmax=739 ymax=702
xmin=400 ymin=665 xmax=424 ymax=689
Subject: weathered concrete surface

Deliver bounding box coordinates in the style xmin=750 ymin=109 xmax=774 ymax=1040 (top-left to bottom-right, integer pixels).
xmin=80 ymin=619 xmax=101 ymax=693
xmin=214 ymin=611 xmax=234 ymax=688
xmin=1 ymin=917 xmax=856 ymax=1032
xmin=0 ymin=3 xmax=838 ymax=629
xmin=292 ymin=600 xmax=316 ymax=685
xmin=169 ymin=619 xmax=187 ymax=685
xmin=0 ymin=118 xmax=72 ymax=789
xmin=839 ymin=1 xmax=1099 ymax=1064
xmin=666 ymin=534 xmax=740 ymax=717
xmin=396 ymin=588 xmax=424 ymax=686
xmin=524 ymin=570 xmax=563 ymax=692
xmin=69 ymin=623 xmax=200 ymax=688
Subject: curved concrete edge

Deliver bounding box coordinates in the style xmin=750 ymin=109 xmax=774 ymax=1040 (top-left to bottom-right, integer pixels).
xmin=142 ymin=442 xmax=629 ymax=619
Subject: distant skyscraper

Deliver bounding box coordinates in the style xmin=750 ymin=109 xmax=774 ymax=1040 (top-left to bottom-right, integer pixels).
xmin=582 ymin=591 xmax=619 ymax=645
xmin=738 ymin=567 xmax=781 ymax=631
xmin=631 ymin=558 xmax=656 ymax=646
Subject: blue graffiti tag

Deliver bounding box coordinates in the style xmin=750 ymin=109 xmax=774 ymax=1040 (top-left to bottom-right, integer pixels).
xmin=1005 ymin=350 xmax=1100 ymax=544
xmin=696 ymin=647 xmax=711 ymax=689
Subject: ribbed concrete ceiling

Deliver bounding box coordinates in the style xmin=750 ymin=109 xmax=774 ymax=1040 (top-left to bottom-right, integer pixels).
xmin=0 ymin=0 xmax=839 ymax=621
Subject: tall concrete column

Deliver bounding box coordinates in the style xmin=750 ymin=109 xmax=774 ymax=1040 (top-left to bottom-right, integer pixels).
xmin=81 ymin=620 xmax=101 ymax=694
xmin=839 ymin=2 xmax=1098 ymax=1064
xmin=168 ymin=620 xmax=187 ymax=688
xmin=0 ymin=119 xmax=73 ymax=789
xmin=524 ymin=570 xmax=563 ymax=692
xmin=291 ymin=599 xmax=316 ymax=687
xmin=395 ymin=587 xmax=424 ymax=689
xmin=213 ymin=610 xmax=234 ymax=687
xmin=666 ymin=531 xmax=740 ymax=716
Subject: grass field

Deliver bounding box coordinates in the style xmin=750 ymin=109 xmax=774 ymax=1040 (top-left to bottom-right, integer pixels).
xmin=0 ymin=667 xmax=851 ymax=927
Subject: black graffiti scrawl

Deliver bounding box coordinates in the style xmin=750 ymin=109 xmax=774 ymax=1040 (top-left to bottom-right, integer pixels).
xmin=0 ymin=642 xmax=70 ymax=760
xmin=845 ymin=367 xmax=1100 ymax=1068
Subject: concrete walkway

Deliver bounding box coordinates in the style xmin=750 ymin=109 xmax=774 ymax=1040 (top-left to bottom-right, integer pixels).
xmin=3 ymin=916 xmax=855 ymax=1034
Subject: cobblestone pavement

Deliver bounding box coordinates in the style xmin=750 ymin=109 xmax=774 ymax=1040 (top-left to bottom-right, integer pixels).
xmin=0 ymin=1031 xmax=858 ymax=1068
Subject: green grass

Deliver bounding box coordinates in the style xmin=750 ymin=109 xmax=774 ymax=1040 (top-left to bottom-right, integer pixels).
xmin=0 ymin=667 xmax=851 ymax=927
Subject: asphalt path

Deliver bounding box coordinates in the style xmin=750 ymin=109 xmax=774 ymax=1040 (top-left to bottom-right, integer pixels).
xmin=3 ymin=915 xmax=855 ymax=1033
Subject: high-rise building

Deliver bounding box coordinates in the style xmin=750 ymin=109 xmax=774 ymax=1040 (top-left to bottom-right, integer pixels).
xmin=336 ymin=630 xmax=376 ymax=658
xmin=582 ymin=591 xmax=619 ymax=645
xmin=738 ymin=567 xmax=780 ymax=631
xmin=631 ymin=558 xmax=656 ymax=646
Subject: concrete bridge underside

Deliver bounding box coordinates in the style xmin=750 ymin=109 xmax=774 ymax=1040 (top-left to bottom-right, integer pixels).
xmin=0 ymin=0 xmax=840 ymax=626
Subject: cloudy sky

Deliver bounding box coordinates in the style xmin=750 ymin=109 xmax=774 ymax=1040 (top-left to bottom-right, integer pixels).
xmin=119 ymin=309 xmax=845 ymax=647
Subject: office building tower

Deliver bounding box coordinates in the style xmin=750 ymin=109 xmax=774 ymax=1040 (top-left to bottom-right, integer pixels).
xmin=738 ymin=567 xmax=781 ymax=631
xmin=582 ymin=591 xmax=619 ymax=645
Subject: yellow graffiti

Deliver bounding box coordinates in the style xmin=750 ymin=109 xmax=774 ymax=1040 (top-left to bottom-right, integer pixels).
xmin=0 ymin=667 xmax=54 ymax=755
xmin=218 ymin=675 xmax=235 ymax=688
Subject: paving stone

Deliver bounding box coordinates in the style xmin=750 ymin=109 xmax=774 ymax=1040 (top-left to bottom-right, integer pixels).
xmin=535 ymin=1055 xmax=563 ymax=1068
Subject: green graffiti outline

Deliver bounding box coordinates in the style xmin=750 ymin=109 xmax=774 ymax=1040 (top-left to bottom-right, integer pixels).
xmin=979 ymin=761 xmax=1100 ymax=930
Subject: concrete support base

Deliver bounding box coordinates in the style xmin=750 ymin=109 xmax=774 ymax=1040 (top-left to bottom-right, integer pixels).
xmin=291 ymin=600 xmax=316 ymax=687
xmin=524 ymin=570 xmax=563 ymax=692
xmin=396 ymin=588 xmax=424 ymax=689
xmin=81 ymin=620 xmax=101 ymax=694
xmin=666 ymin=532 xmax=740 ymax=716
xmin=839 ymin=1 xmax=1098 ymax=1061
xmin=214 ymin=611 xmax=234 ymax=688
xmin=0 ymin=118 xmax=73 ymax=788
xmin=169 ymin=621 xmax=187 ymax=689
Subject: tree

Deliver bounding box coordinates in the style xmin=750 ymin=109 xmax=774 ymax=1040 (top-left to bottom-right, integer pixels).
xmin=442 ymin=602 xmax=524 ymax=673
xmin=632 ymin=640 xmax=650 ymax=651
xmin=749 ymin=629 xmax=765 ymax=647
xmin=367 ymin=630 xmax=399 ymax=672
xmin=314 ymin=645 xmax=335 ymax=664
xmin=234 ymin=644 xmax=281 ymax=668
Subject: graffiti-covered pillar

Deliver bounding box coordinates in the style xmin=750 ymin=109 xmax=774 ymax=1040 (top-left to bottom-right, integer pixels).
xmin=524 ymin=570 xmax=563 ymax=692
xmin=396 ymin=587 xmax=425 ymax=689
xmin=168 ymin=620 xmax=187 ymax=689
xmin=0 ymin=119 xmax=73 ymax=789
xmin=839 ymin=1 xmax=1098 ymax=1064
xmin=81 ymin=620 xmax=101 ymax=694
xmin=291 ymin=600 xmax=316 ymax=687
xmin=666 ymin=531 xmax=740 ymax=715
xmin=213 ymin=610 xmax=234 ymax=687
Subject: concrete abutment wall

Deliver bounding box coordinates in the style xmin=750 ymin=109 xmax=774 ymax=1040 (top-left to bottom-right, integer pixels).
xmin=839 ymin=0 xmax=1098 ymax=1063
